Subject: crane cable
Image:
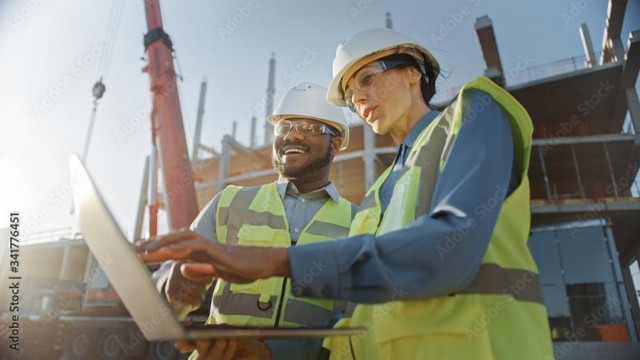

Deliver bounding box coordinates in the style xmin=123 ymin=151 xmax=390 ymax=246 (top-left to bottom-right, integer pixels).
xmin=82 ymin=0 xmax=124 ymax=164
xmin=97 ymin=0 xmax=125 ymax=80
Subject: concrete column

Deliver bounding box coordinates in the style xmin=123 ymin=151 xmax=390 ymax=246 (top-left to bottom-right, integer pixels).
xmin=475 ymin=16 xmax=505 ymax=85
xmin=385 ymin=12 xmax=393 ymax=29
xmin=191 ymin=79 xmax=207 ymax=161
xmin=605 ymin=225 xmax=638 ymax=343
xmin=625 ymin=87 xmax=640 ymax=135
xmin=134 ymin=156 xmax=150 ymax=242
xmin=623 ymin=31 xmax=640 ymax=134
xmin=363 ymin=125 xmax=376 ymax=188
xmin=600 ymin=0 xmax=628 ymax=64
xmin=217 ymin=135 xmax=231 ymax=193
xmin=250 ymin=115 xmax=257 ymax=148
xmin=264 ymin=54 xmax=276 ymax=144
xmin=580 ymin=24 xmax=597 ymax=67
xmin=232 ymin=120 xmax=237 ymax=141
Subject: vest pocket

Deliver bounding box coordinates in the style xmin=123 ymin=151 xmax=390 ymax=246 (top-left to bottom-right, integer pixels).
xmin=211 ymin=279 xmax=281 ymax=327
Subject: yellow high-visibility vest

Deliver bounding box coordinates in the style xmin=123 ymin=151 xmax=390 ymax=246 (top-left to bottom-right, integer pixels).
xmin=209 ymin=182 xmax=353 ymax=328
xmin=326 ymin=77 xmax=553 ymax=359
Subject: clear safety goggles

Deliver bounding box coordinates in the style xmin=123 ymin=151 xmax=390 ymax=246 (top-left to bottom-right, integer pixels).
xmin=343 ymin=59 xmax=411 ymax=112
xmin=273 ymin=119 xmax=338 ymax=138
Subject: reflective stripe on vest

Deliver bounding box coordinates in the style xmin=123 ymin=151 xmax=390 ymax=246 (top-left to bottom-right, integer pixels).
xmin=212 ymin=182 xmax=352 ymax=328
xmin=407 ymin=104 xmax=455 ymax=217
xmin=358 ymin=191 xmax=377 ymax=212
xmin=213 ymin=283 xmax=335 ymax=325
xmin=282 ymin=298 xmax=335 ymax=326
xmin=456 ymin=263 xmax=543 ymax=304
xmin=217 ymin=186 xmax=287 ymax=244
xmin=214 ymin=283 xmax=276 ymax=319
xmin=305 ymin=220 xmax=350 ymax=238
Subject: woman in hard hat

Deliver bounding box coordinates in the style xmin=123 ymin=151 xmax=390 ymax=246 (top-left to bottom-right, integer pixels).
xmin=141 ymin=28 xmax=553 ymax=359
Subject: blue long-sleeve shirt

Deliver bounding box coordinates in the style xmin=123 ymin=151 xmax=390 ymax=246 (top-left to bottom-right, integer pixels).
xmin=288 ymin=90 xmax=517 ymax=303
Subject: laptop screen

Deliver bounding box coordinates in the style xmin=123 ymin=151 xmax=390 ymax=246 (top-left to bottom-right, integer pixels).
xmin=69 ymin=155 xmax=184 ymax=340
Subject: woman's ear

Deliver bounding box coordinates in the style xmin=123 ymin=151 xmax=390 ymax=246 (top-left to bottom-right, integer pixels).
xmin=405 ymin=66 xmax=422 ymax=84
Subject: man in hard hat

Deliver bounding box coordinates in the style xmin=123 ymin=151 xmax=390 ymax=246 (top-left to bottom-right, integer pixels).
xmin=151 ymin=82 xmax=354 ymax=359
xmin=141 ymin=28 xmax=553 ymax=359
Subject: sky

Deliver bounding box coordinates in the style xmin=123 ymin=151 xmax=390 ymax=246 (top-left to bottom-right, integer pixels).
xmin=0 ymin=0 xmax=638 ymax=241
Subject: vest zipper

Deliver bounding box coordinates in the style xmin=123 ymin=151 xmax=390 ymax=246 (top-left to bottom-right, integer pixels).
xmin=273 ymin=278 xmax=288 ymax=327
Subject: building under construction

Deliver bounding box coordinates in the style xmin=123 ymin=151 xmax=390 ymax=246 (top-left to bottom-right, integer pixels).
xmin=2 ymin=2 xmax=638 ymax=359
xmin=188 ymin=2 xmax=640 ymax=359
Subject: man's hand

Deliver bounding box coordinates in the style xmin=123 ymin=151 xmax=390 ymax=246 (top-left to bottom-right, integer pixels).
xmin=175 ymin=339 xmax=272 ymax=360
xmin=164 ymin=261 xmax=210 ymax=307
xmin=137 ymin=230 xmax=291 ymax=284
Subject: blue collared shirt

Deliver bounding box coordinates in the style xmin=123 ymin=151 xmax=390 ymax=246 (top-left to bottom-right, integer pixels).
xmin=379 ymin=110 xmax=441 ymax=212
xmin=289 ymin=89 xmax=517 ymax=303
xmin=275 ymin=179 xmax=344 ymax=244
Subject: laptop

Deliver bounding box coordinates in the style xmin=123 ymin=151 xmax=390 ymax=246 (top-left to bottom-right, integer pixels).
xmin=69 ymin=155 xmax=364 ymax=340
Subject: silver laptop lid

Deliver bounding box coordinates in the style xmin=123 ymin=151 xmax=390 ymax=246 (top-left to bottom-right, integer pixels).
xmin=69 ymin=155 xmax=184 ymax=341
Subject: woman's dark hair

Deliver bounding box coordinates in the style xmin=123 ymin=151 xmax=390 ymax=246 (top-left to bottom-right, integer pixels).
xmin=378 ymin=53 xmax=443 ymax=110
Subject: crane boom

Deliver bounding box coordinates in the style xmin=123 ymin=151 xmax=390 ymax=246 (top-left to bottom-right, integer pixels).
xmin=142 ymin=0 xmax=199 ymax=231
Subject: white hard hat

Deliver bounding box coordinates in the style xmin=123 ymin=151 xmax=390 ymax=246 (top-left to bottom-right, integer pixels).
xmin=327 ymin=28 xmax=440 ymax=106
xmin=268 ymin=82 xmax=350 ymax=150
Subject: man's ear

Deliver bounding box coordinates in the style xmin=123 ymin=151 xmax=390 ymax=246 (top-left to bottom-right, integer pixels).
xmin=331 ymin=136 xmax=342 ymax=153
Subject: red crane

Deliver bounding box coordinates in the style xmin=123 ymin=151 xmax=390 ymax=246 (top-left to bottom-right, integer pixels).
xmin=142 ymin=0 xmax=199 ymax=232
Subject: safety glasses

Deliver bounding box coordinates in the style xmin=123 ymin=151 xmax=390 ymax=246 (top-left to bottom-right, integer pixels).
xmin=273 ymin=119 xmax=338 ymax=138
xmin=343 ymin=59 xmax=411 ymax=112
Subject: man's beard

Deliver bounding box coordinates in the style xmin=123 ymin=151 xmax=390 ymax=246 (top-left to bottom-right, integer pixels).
xmin=272 ymin=145 xmax=333 ymax=180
